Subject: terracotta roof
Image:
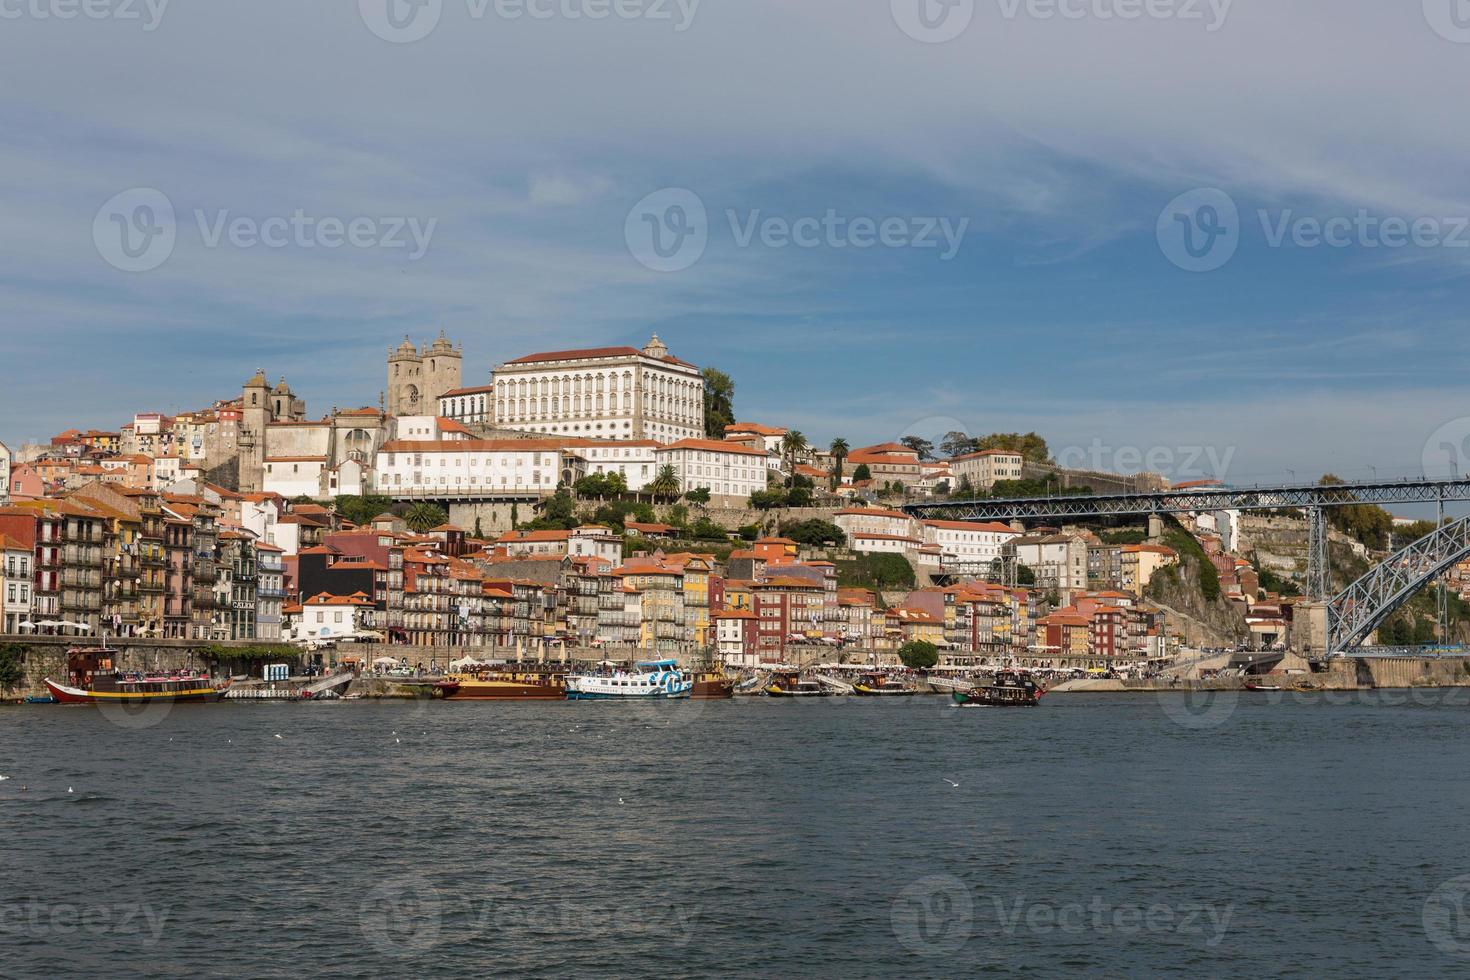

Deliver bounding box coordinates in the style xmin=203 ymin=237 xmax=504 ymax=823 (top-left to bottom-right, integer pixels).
xmin=504 ymin=345 xmax=696 ymax=369
xmin=922 ymin=520 xmax=1018 ymax=534
xmin=656 ymin=438 xmax=768 ymax=457
xmin=441 ymin=384 xmax=496 ymax=398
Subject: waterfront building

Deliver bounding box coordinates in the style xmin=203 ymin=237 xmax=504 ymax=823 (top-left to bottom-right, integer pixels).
xmin=653 ymin=438 xmax=769 ymax=505
xmin=949 ymin=449 xmax=1024 ymax=490
xmin=1120 ymin=544 xmax=1179 ymax=598
xmin=920 ymin=520 xmax=1020 ymax=573
xmin=0 ymin=532 xmax=31 ymax=633
xmin=256 ymin=541 xmax=286 ymax=640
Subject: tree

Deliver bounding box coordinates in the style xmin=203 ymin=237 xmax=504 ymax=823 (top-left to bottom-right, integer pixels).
xmin=574 ymin=473 xmax=610 ymax=500
xmin=404 ymin=503 xmax=448 ymax=533
xmin=954 ymin=474 xmax=975 ymax=498
xmin=1320 ymin=474 xmax=1393 ymax=549
xmin=900 ymin=436 xmax=935 ymax=460
xmin=473 ymin=516 xmax=484 ymax=539
xmin=648 ymin=464 xmax=681 ymax=502
xmin=750 ymin=488 xmax=788 ymax=510
xmin=898 ymin=640 xmax=939 ymax=670
xmin=940 ymin=431 xmax=977 ymax=458
xmin=524 ymin=489 xmax=577 ymax=531
xmin=684 ymin=487 xmax=711 ymax=506
xmin=781 ymin=431 xmax=808 ymax=485
xmin=975 ymin=432 xmax=1051 ymax=464
xmin=852 ymin=463 xmax=872 ymax=483
xmin=829 ymin=438 xmax=850 ymax=489
xmin=335 ymin=494 xmax=392 ymax=527
xmin=604 ymin=471 xmax=628 ymax=497
xmin=702 ymin=366 xmax=736 ymax=439
xmin=786 ymin=486 xmax=813 ymax=507
xmin=780 ymin=519 xmax=846 ymax=546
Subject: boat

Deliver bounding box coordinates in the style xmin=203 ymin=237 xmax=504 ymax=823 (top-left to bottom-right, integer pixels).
xmin=434 ymin=667 xmax=568 ymax=700
xmin=851 ymin=671 xmax=916 ymax=696
xmin=565 ymin=660 xmax=692 ymax=700
xmin=44 ymin=648 xmax=230 ymax=705
xmin=689 ymin=668 xmax=735 ymax=700
xmin=950 ymin=671 xmax=1043 ymax=708
xmin=1244 ymin=682 xmax=1282 ymax=692
xmin=23 ymin=695 xmax=55 ymax=704
xmin=764 ymin=670 xmax=832 ymax=698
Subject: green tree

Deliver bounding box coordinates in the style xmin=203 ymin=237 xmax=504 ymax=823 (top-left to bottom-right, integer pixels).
xmin=684 ymin=487 xmax=711 ymax=506
xmin=940 ymin=431 xmax=977 ymax=458
xmin=781 ymin=430 xmax=808 ymax=485
xmin=702 ymin=366 xmax=736 ymax=439
xmin=1320 ymin=474 xmax=1393 ymax=549
xmin=954 ymin=474 xmax=975 ymax=498
xmin=786 ymin=486 xmax=813 ymax=507
xmin=900 ymin=436 xmax=934 ymax=460
xmin=898 ymin=640 xmax=939 ymax=670
xmin=605 ymin=471 xmax=629 ymax=497
xmin=524 ymin=489 xmax=578 ymax=531
xmin=648 ymin=464 xmax=681 ymax=502
xmin=829 ymin=438 xmax=849 ymax=489
xmin=473 ymin=516 xmax=484 ymax=539
xmin=574 ymin=473 xmax=610 ymax=500
xmin=975 ymin=432 xmax=1051 ymax=464
xmin=404 ymin=503 xmax=449 ymax=533
xmin=335 ymin=494 xmax=393 ymax=527
xmin=750 ymin=488 xmax=788 ymax=510
xmin=852 ymin=463 xmax=872 ymax=483
xmin=779 ymin=519 xmax=846 ymax=546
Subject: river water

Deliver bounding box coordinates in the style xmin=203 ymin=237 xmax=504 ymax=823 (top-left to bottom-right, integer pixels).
xmin=4 ymin=690 xmax=1470 ymax=977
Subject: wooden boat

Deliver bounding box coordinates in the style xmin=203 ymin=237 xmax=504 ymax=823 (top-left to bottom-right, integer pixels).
xmin=689 ymin=669 xmax=735 ymax=700
xmin=1244 ymin=682 xmax=1282 ymax=692
xmin=950 ymin=671 xmax=1043 ymax=708
xmin=44 ymin=648 xmax=229 ymax=704
xmin=851 ymin=671 xmax=915 ymax=696
xmin=434 ymin=668 xmax=567 ymax=700
xmin=24 ymin=695 xmax=56 ymax=704
xmin=764 ymin=670 xmax=832 ymax=698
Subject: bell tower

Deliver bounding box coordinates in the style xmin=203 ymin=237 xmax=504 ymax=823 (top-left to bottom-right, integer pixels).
xmin=239 ymin=368 xmax=270 ymax=493
xmin=387 ymin=337 xmax=423 ymax=417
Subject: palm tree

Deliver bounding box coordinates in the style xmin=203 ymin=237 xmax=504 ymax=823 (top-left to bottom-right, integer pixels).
xmin=829 ymin=437 xmax=849 ymax=490
xmin=781 ymin=430 xmax=808 ymax=486
xmin=404 ymin=502 xmax=448 ymax=533
xmin=648 ymin=464 xmax=681 ymax=503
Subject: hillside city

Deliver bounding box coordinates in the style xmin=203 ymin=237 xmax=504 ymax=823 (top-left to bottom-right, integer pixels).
xmin=0 ymin=332 xmax=1418 ymax=671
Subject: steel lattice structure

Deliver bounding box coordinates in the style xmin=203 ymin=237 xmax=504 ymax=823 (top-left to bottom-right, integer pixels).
xmin=903 ymin=478 xmax=1470 ymax=523
xmin=1327 ymin=515 xmax=1470 ymax=656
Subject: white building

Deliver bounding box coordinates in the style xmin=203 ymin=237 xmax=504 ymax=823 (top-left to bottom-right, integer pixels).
xmin=263 ymin=456 xmax=329 ymax=499
xmin=569 ymin=526 xmax=622 ymax=564
xmin=950 ymin=449 xmax=1025 ymax=490
xmin=574 ymin=440 xmax=660 ymax=491
xmin=0 ymin=440 xmax=10 ymax=501
xmin=1 ymin=533 xmax=32 ymax=633
xmin=921 ymin=520 xmax=1020 ymax=570
xmin=834 ymin=507 xmax=918 ymax=542
xmin=848 ymin=532 xmax=922 ymax=556
xmin=376 ymin=439 xmax=571 ymax=496
xmin=1007 ymin=533 xmax=1089 ymax=597
xmin=295 ymin=592 xmax=375 ymax=641
xmin=490 ymin=334 xmax=704 ymax=444
xmin=438 ymin=384 xmax=496 ymax=427
xmin=653 ymin=439 xmax=769 ymax=504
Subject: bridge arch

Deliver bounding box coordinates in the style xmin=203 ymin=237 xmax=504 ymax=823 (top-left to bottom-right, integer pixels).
xmin=1327 ymin=516 xmax=1470 ymax=655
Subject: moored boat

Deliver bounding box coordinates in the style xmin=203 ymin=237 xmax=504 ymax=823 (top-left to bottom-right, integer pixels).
xmin=689 ymin=669 xmax=735 ymax=699
xmin=950 ymin=671 xmax=1043 ymax=708
xmin=566 ymin=660 xmax=692 ymax=700
xmin=764 ymin=670 xmax=832 ymax=698
xmin=851 ymin=671 xmax=915 ymax=696
xmin=44 ymin=648 xmax=230 ymax=705
xmin=434 ymin=667 xmax=568 ymax=700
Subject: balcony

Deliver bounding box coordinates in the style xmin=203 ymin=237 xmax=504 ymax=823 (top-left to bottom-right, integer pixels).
xmin=61 ymin=593 xmax=102 ymax=612
xmin=63 ymin=547 xmax=103 ymax=568
xmin=61 ymin=569 xmax=101 ymax=588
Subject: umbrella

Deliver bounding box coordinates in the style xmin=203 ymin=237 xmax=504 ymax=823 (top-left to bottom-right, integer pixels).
xmin=355 ymin=630 xmax=386 ymax=641
xmin=17 ymin=621 xmax=35 ymax=630
xmin=372 ymin=656 xmax=401 ymax=666
xmin=35 ymin=620 xmax=66 ymax=628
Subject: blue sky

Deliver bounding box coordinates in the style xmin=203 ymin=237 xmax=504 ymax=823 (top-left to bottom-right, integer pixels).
xmin=2 ymin=0 xmax=1467 ymax=491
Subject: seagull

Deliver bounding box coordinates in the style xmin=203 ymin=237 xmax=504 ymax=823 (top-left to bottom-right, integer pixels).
xmin=274 ymin=734 xmax=283 ymax=740
xmin=67 ymin=787 xmax=74 ymax=794
xmin=943 ymin=778 xmax=959 ymax=788
xmin=0 ymin=775 xmax=10 ymax=782
xmin=618 ymin=797 xmax=625 ymax=805
xmin=395 ymin=738 xmax=401 ymax=744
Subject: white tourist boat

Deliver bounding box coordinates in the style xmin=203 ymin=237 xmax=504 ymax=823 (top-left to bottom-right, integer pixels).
xmin=565 ymin=660 xmax=693 ymax=700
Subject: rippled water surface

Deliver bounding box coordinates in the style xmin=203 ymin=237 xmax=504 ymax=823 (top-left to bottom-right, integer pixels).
xmin=4 ymin=691 xmax=1470 ymax=977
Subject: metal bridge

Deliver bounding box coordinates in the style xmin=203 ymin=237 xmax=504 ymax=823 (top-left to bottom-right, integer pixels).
xmin=1327 ymin=516 xmax=1470 ymax=656
xmin=906 ymin=477 xmax=1470 ymax=656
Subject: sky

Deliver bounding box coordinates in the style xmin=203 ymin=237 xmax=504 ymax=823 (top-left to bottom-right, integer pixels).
xmin=2 ymin=0 xmax=1468 ymax=491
